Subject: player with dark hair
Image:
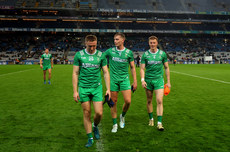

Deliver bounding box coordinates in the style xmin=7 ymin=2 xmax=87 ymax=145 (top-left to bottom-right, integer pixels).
xmin=140 ymin=36 xmax=171 ymax=131
xmin=136 ymin=55 xmax=141 ymax=67
xmin=173 ymin=59 xmax=176 ymax=66
xmin=104 ymin=33 xmax=137 ymax=133
xmin=72 ymin=35 xmax=110 ymax=147
xmin=40 ymin=48 xmax=53 ymax=84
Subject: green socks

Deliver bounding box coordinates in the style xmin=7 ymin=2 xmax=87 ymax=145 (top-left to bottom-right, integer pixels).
xmin=148 ymin=112 xmax=153 ymax=119
xmin=148 ymin=114 xmax=162 ymax=122
xmin=112 ymin=111 xmax=126 ymax=125
xmin=112 ymin=118 xmax=117 ymax=125
xmin=122 ymin=111 xmax=126 ymax=117
xmin=87 ymin=133 xmax=93 ymax=139
xmin=157 ymin=116 xmax=162 ymax=123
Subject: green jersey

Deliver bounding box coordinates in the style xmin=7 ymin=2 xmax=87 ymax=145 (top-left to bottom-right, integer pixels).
xmin=104 ymin=47 xmax=134 ymax=81
xmin=73 ymin=49 xmax=107 ymax=88
xmin=41 ymin=53 xmax=52 ymax=66
xmin=141 ymin=49 xmax=168 ymax=80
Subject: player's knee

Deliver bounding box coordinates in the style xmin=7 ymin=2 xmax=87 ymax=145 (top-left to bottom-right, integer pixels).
xmin=95 ymin=111 xmax=103 ymax=118
xmin=113 ymin=102 xmax=117 ymax=106
xmin=147 ymin=100 xmax=152 ymax=104
xmin=147 ymin=97 xmax=152 ymax=104
xmin=83 ymin=110 xmax=91 ymax=117
xmin=125 ymin=99 xmax=131 ymax=105
xmin=112 ymin=98 xmax=118 ymax=103
xmin=157 ymin=99 xmax=163 ymax=105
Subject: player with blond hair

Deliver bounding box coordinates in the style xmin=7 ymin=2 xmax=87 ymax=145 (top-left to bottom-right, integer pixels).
xmin=140 ymin=36 xmax=171 ymax=131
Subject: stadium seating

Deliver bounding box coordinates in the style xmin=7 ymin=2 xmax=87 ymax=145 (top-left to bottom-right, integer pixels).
xmin=0 ymin=32 xmax=229 ymax=63
xmin=0 ymin=1 xmax=229 ymax=64
xmin=0 ymin=0 xmax=229 ymax=12
xmin=0 ymin=0 xmax=17 ymax=6
xmin=1 ymin=20 xmax=226 ymax=32
xmin=14 ymin=0 xmax=97 ymax=10
xmin=98 ymin=0 xmax=230 ymax=12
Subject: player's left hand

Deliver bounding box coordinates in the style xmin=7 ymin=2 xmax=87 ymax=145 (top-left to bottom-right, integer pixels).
xmin=166 ymin=82 xmax=171 ymax=89
xmin=141 ymin=81 xmax=147 ymax=89
xmin=51 ymin=65 xmax=53 ymax=69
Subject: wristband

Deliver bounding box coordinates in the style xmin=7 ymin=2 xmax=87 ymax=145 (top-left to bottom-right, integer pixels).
xmin=141 ymin=78 xmax=145 ymax=82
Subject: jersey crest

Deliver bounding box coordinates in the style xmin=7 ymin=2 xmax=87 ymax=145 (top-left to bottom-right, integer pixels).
xmin=89 ymin=56 xmax=94 ymax=61
xmin=159 ymin=50 xmax=163 ymax=55
xmin=80 ymin=50 xmax=84 ymax=56
xmin=98 ymin=51 xmax=102 ymax=57
xmin=42 ymin=53 xmax=51 ymax=59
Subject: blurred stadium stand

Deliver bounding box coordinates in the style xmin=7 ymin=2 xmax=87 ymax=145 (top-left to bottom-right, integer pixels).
xmin=14 ymin=0 xmax=97 ymax=10
xmin=0 ymin=0 xmax=230 ymax=64
xmin=98 ymin=0 xmax=230 ymax=12
xmin=0 ymin=0 xmax=229 ymax=11
xmin=1 ymin=33 xmax=229 ymax=64
xmin=97 ymin=0 xmax=230 ymax=12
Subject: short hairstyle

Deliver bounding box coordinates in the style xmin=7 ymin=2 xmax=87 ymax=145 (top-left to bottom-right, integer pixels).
xmin=85 ymin=35 xmax=97 ymax=42
xmin=114 ymin=33 xmax=126 ymax=40
xmin=148 ymin=36 xmax=158 ymax=42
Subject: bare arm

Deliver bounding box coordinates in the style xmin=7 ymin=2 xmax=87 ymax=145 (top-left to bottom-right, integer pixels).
xmin=51 ymin=58 xmax=54 ymax=68
xmin=102 ymin=65 xmax=111 ymax=99
xmin=164 ymin=62 xmax=171 ymax=88
xmin=40 ymin=58 xmax=43 ymax=69
xmin=140 ymin=63 xmax=147 ymax=89
xmin=72 ymin=65 xmax=80 ymax=102
xmin=130 ymin=61 xmax=137 ymax=90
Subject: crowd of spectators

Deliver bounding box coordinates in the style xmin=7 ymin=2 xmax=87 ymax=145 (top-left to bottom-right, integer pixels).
xmin=0 ymin=33 xmax=229 ymax=64
xmin=0 ymin=20 xmax=227 ymax=31
xmin=6 ymin=0 xmax=229 ymax=12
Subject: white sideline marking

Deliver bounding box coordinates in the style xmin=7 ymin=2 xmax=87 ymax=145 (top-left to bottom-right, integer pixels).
xmin=95 ymin=125 xmax=104 ymax=152
xmin=171 ymin=71 xmax=230 ymax=85
xmin=0 ymin=68 xmax=35 ymax=77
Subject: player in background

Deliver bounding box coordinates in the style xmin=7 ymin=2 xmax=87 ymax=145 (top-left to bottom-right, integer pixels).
xmin=140 ymin=36 xmax=171 ymax=131
xmin=136 ymin=55 xmax=141 ymax=67
xmin=173 ymin=59 xmax=177 ymax=66
xmin=104 ymin=33 xmax=137 ymax=133
xmin=40 ymin=48 xmax=53 ymax=84
xmin=72 ymin=35 xmax=110 ymax=147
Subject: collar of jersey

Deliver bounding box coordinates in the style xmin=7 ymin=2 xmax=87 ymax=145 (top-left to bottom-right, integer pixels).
xmin=148 ymin=49 xmax=159 ymax=54
xmin=116 ymin=47 xmax=126 ymax=52
xmin=84 ymin=49 xmax=97 ymax=55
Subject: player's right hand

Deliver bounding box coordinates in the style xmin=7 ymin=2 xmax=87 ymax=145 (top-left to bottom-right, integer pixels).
xmin=40 ymin=65 xmax=43 ymax=69
xmin=73 ymin=92 xmax=80 ymax=103
xmin=141 ymin=81 xmax=147 ymax=89
xmin=105 ymin=90 xmax=111 ymax=100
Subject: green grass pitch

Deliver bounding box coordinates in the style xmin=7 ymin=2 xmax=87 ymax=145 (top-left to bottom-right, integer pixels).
xmin=0 ymin=64 xmax=230 ymax=152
